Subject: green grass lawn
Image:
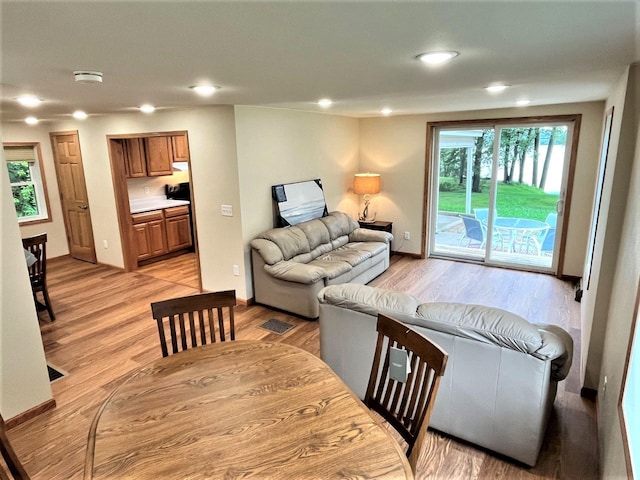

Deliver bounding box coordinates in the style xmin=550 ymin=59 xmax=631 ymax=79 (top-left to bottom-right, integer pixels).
xmin=438 ymin=178 xmax=558 ymax=221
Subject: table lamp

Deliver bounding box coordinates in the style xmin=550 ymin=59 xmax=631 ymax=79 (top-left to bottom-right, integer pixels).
xmin=353 ymin=173 xmax=381 ymax=223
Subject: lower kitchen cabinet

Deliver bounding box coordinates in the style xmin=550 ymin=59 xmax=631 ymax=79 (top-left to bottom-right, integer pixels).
xmin=165 ymin=206 xmax=193 ymax=252
xmin=132 ymin=206 xmax=192 ymax=263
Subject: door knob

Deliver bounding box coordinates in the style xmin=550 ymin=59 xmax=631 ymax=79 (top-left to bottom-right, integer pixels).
xmin=79 ymin=204 xmax=88 ymax=210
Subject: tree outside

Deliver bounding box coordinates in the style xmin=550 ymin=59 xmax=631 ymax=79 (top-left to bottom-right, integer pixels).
xmin=7 ymin=161 xmax=39 ymax=217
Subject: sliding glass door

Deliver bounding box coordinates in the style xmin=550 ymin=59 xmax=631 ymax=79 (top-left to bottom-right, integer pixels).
xmin=429 ymin=118 xmax=576 ymax=273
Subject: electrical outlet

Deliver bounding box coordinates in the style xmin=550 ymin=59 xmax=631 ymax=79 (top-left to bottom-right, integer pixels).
xmin=144 ymin=186 xmax=150 ymax=195
xmin=404 ymin=231 xmax=410 ymax=240
xmin=221 ymin=205 xmax=233 ymax=217
xmin=603 ymin=375 xmax=608 ymax=393
xmin=103 ymin=240 xmax=108 ymax=249
xmin=233 ymin=264 xmax=240 ymax=276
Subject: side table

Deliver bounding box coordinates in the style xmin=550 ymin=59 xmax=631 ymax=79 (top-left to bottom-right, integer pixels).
xmin=358 ymin=221 xmax=393 ymax=260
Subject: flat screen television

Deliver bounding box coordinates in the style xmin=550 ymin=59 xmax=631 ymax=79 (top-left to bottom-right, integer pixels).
xmin=272 ymin=179 xmax=328 ymax=227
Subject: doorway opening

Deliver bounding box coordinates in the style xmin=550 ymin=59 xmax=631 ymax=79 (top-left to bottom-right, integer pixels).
xmin=426 ymin=115 xmax=581 ymax=275
xmin=107 ymin=131 xmax=201 ymax=290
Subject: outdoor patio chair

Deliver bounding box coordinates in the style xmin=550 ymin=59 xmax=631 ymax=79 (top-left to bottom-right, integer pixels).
xmin=459 ymin=215 xmax=486 ymax=248
xmin=545 ymin=212 xmax=558 ymax=227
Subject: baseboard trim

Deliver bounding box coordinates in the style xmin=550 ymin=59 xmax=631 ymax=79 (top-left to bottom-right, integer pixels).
xmin=392 ymin=251 xmax=422 ymax=259
xmin=5 ymin=398 xmax=56 ymax=429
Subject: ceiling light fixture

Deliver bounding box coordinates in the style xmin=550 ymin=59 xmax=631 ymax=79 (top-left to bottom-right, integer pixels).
xmin=190 ymin=85 xmax=219 ymax=97
xmin=74 ymin=70 xmax=103 ymax=84
xmin=25 ymin=116 xmax=39 ymax=125
xmin=416 ymin=51 xmax=459 ymax=65
xmin=73 ymin=110 xmax=88 ymax=120
xmin=318 ymin=98 xmax=333 ymax=108
xmin=17 ymin=95 xmax=42 ymax=107
xmin=516 ymin=99 xmax=531 ymax=106
xmin=485 ymin=84 xmax=510 ymax=93
xmin=381 ymin=108 xmax=392 ymax=116
xmin=139 ymin=104 xmax=155 ymax=114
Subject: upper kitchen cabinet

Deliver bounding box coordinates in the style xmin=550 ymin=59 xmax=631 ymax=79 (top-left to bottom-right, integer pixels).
xmin=124 ymin=138 xmax=147 ymax=177
xmin=144 ymin=136 xmax=173 ymax=176
xmin=171 ymin=134 xmax=190 ymax=162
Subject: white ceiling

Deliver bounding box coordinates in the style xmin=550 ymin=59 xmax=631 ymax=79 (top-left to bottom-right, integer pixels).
xmin=1 ymin=1 xmax=638 ymax=123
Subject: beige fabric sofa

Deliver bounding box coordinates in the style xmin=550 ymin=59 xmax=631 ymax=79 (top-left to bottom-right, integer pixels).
xmin=250 ymin=211 xmax=393 ymax=318
xmin=318 ymin=283 xmax=573 ymax=466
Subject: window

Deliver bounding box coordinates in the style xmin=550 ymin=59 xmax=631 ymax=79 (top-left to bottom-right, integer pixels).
xmin=3 ymin=143 xmax=51 ymax=224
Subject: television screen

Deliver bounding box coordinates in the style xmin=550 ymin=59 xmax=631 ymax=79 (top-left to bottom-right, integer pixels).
xmin=272 ymin=179 xmax=328 ymax=227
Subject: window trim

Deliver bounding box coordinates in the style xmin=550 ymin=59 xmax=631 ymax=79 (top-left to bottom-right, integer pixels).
xmin=4 ymin=142 xmax=52 ymax=225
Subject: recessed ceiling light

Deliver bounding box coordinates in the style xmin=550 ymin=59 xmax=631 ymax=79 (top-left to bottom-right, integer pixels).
xmin=318 ymin=98 xmax=333 ymax=108
xmin=73 ymin=110 xmax=88 ymax=120
xmin=17 ymin=95 xmax=42 ymax=107
xmin=190 ymin=85 xmax=220 ymax=97
xmin=139 ymin=104 xmax=155 ymax=114
xmin=416 ymin=51 xmax=459 ymax=65
xmin=516 ymin=99 xmax=531 ymax=106
xmin=381 ymin=108 xmax=392 ymax=116
xmin=485 ymin=84 xmax=510 ymax=93
xmin=25 ymin=116 xmax=39 ymax=125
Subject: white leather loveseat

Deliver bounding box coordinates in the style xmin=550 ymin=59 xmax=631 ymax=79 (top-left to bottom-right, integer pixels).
xmin=250 ymin=211 xmax=393 ymax=318
xmin=318 ymin=283 xmax=573 ymax=466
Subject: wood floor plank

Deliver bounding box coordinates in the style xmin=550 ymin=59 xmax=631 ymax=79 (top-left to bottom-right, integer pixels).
xmin=8 ymin=254 xmax=598 ymax=479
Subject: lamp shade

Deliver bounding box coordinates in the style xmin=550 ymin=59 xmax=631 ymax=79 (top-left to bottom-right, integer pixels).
xmin=353 ymin=173 xmax=381 ymax=195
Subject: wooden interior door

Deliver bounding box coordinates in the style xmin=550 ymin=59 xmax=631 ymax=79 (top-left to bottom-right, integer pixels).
xmin=50 ymin=131 xmax=97 ymax=263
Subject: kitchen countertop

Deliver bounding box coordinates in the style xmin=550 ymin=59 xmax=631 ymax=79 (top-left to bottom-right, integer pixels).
xmin=130 ymin=196 xmax=190 ymax=214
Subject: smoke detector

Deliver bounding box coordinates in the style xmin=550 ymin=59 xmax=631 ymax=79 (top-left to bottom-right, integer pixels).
xmin=74 ymin=71 xmax=103 ymax=84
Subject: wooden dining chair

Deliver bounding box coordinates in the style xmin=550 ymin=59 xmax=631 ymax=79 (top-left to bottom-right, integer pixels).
xmin=0 ymin=413 xmax=30 ymax=480
xmin=21 ymin=233 xmax=55 ymax=321
xmin=364 ymin=314 xmax=448 ymax=473
xmin=150 ymin=290 xmax=237 ymax=357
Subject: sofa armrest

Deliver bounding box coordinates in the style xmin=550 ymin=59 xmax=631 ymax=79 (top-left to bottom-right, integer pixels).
xmin=349 ymin=228 xmax=393 ymax=244
xmin=264 ymin=261 xmax=329 ymax=284
xmin=534 ymin=324 xmax=574 ymax=381
xmin=250 ymin=238 xmax=284 ymax=265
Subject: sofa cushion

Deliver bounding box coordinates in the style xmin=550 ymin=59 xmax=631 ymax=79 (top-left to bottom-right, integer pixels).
xmin=307 ymin=259 xmax=353 ymax=280
xmin=265 ymin=261 xmax=329 ymax=284
xmin=317 ymin=248 xmax=371 ymax=267
xmin=260 ymin=226 xmax=310 ymax=260
xmin=297 ymin=218 xmax=331 ymax=250
xmin=415 ymin=302 xmax=543 ymax=354
xmin=342 ymin=241 xmax=388 ymax=257
xmin=318 ymin=283 xmax=421 ymax=317
xmin=320 ymin=212 xmax=358 ymax=240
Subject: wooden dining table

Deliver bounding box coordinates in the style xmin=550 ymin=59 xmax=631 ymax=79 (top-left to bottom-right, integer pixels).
xmin=84 ymin=340 xmax=413 ymax=479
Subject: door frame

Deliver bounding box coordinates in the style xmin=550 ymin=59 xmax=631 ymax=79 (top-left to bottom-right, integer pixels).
xmin=106 ymin=131 xmax=201 ymax=290
xmin=49 ymin=130 xmax=97 ymax=263
xmin=423 ymin=114 xmax=582 ymax=278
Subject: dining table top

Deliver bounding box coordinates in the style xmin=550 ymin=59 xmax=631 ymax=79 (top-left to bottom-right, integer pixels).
xmin=85 ymin=340 xmax=413 ymax=479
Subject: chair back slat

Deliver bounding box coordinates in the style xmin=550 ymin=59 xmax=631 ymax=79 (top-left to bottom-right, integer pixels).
xmin=151 ymin=290 xmax=237 ymax=357
xmin=0 ymin=414 xmax=30 ymax=479
xmin=364 ymin=314 xmax=448 ymax=473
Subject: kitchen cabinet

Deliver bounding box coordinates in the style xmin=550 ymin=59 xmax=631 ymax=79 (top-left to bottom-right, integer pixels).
xmin=144 ymin=136 xmax=173 ymax=176
xmin=124 ymin=138 xmax=147 ymax=178
xmin=165 ymin=205 xmax=193 ymax=251
xmin=171 ymin=134 xmax=189 ymax=162
xmin=132 ymin=210 xmax=168 ymax=260
xmin=131 ymin=205 xmax=192 ymax=262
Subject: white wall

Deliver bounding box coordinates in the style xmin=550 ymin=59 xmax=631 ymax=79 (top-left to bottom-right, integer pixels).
xmin=359 ymin=102 xmax=604 ymax=276
xmin=574 ymin=64 xmax=639 ymax=478
xmin=235 ymin=106 xmax=360 ymax=297
xmin=0 ymin=133 xmax=53 ymax=419
xmin=2 ymin=123 xmax=69 ymax=258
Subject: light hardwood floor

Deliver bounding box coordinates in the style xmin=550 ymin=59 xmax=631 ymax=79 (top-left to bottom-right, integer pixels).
xmin=8 ymin=254 xmax=598 ymax=479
